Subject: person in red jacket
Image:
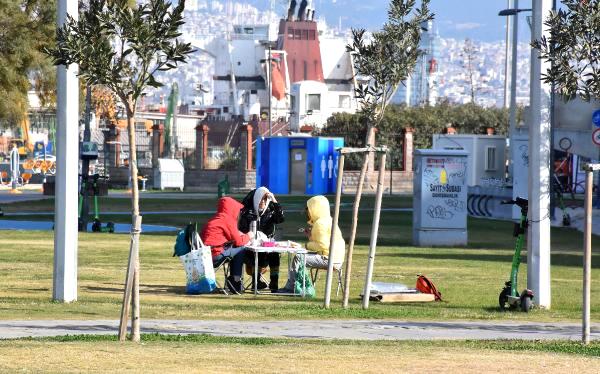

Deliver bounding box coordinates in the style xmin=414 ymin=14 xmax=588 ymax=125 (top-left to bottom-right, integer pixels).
xmin=200 ymin=197 xmax=250 ymax=293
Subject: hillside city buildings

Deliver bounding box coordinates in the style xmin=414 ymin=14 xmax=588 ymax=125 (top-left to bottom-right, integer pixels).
xmin=145 ymin=1 xmax=532 ymax=118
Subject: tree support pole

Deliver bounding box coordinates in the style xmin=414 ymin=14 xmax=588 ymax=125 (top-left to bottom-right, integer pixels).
xmin=119 ymin=99 xmax=142 ymax=342
xmin=342 ymin=153 xmax=369 ymax=308
xmin=582 ymin=165 xmax=598 ymax=345
xmin=118 ymin=215 xmax=141 ymax=341
xmin=362 ymin=152 xmax=386 ymax=309
xmin=324 ymin=153 xmax=344 ymax=308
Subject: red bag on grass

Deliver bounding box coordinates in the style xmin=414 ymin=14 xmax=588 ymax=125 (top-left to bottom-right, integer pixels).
xmin=416 ymin=275 xmax=443 ymax=301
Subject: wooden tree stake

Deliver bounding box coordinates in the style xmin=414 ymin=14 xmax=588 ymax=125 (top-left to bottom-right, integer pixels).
xmin=324 ymin=153 xmax=345 ymax=308
xmin=342 ymin=153 xmax=369 ymax=308
xmin=362 ymin=152 xmax=386 ymax=309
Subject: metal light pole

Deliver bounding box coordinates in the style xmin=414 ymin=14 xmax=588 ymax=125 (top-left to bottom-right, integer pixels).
xmin=499 ymin=0 xmax=531 ymax=222
xmin=527 ymin=0 xmax=553 ymax=309
xmin=53 ymin=0 xmax=79 ymax=302
xmin=503 ymin=0 xmax=513 ymax=109
xmin=268 ymin=43 xmax=272 ymax=136
xmin=509 ymin=1 xmax=519 ymax=136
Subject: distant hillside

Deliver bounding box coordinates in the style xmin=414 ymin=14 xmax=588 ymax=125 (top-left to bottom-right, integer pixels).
xmin=203 ymin=0 xmax=388 ymax=31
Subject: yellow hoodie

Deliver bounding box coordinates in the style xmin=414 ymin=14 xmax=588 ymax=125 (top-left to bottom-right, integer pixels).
xmin=306 ymin=195 xmax=345 ymax=264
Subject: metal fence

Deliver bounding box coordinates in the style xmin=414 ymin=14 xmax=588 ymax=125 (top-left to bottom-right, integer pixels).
xmin=90 ymin=128 xmax=107 ymax=177
xmin=119 ymin=123 xmax=153 ymax=168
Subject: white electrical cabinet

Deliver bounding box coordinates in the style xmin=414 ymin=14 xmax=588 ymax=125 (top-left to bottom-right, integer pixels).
xmin=154 ymin=158 xmax=185 ymax=191
xmin=433 ymin=134 xmax=507 ymax=187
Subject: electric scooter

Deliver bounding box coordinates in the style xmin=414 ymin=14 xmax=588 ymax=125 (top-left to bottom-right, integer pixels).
xmin=90 ymin=174 xmax=114 ymax=233
xmin=498 ymin=197 xmax=534 ymax=312
xmin=78 ymin=174 xmax=114 ymax=233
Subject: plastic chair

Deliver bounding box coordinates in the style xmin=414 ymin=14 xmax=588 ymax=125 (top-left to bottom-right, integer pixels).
xmin=23 ymin=159 xmax=35 ymax=170
xmin=311 ymin=265 xmax=344 ymax=297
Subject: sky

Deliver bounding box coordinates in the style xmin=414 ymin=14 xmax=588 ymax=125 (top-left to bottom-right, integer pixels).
xmin=309 ymin=0 xmax=535 ymax=43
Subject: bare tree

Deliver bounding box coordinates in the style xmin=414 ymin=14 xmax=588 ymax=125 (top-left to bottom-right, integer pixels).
xmin=460 ymin=38 xmax=479 ymax=103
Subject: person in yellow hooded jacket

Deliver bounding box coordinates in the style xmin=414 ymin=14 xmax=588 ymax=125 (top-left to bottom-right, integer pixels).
xmin=280 ymin=195 xmax=345 ymax=292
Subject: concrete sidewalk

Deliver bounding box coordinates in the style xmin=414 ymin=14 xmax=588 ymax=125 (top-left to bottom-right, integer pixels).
xmin=1 ymin=319 xmax=598 ymax=341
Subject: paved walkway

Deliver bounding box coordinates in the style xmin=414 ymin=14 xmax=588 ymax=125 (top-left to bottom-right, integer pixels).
xmin=1 ymin=320 xmax=598 ymax=341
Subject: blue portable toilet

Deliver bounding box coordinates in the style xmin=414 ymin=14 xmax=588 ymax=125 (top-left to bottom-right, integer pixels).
xmin=256 ymin=136 xmax=344 ymax=195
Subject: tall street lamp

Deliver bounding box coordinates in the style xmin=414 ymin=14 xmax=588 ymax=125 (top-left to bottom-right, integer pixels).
xmin=529 ymin=0 xmax=553 ymax=309
xmin=500 ymin=1 xmax=553 ymax=310
xmin=499 ymin=3 xmax=531 ymax=223
xmin=503 ymin=0 xmax=513 ymax=110
xmin=499 ymin=3 xmax=532 ymax=137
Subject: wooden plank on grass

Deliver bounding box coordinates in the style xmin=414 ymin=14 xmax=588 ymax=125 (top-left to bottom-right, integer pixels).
xmin=372 ymin=293 xmax=435 ymax=303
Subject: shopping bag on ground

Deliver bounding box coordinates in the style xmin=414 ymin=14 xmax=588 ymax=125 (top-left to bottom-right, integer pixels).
xmin=294 ymin=257 xmax=315 ymax=298
xmin=179 ymin=231 xmax=217 ymax=294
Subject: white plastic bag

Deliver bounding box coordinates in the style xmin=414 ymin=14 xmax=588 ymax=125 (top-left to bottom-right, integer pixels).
xmin=248 ymin=230 xmax=270 ymax=246
xmin=179 ymin=232 xmax=216 ymax=294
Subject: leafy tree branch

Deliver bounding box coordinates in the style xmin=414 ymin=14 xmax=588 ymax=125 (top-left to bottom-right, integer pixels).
xmin=346 ymin=0 xmax=434 ymax=133
xmin=533 ymin=0 xmax=600 ymax=101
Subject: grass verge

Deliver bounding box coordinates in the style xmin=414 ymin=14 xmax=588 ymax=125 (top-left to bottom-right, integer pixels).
xmin=0 ymin=335 xmax=598 ymax=373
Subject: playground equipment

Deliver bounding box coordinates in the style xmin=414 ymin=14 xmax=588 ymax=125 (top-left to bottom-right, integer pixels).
xmin=8 ymin=145 xmax=22 ymax=194
xmin=21 ymin=139 xmax=56 ymax=189
xmin=13 ymin=117 xmax=34 ymax=157
xmin=498 ymin=197 xmax=534 ymax=312
xmin=0 ymin=171 xmax=8 ymax=185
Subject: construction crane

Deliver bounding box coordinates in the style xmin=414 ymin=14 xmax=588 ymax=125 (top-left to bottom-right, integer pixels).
xmin=164 ymin=82 xmax=179 ymax=158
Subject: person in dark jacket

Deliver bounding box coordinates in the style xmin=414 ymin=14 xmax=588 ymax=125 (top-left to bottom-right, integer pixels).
xmin=239 ymin=187 xmax=285 ymax=292
xmin=201 ymin=197 xmax=250 ymax=294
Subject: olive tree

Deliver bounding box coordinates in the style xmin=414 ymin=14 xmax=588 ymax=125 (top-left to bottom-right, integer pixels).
xmin=340 ymin=0 xmax=433 ymax=308
xmin=45 ymin=0 xmax=193 ymax=341
xmin=533 ymin=0 xmax=600 ymax=101
xmin=347 ymin=0 xmax=433 ymax=128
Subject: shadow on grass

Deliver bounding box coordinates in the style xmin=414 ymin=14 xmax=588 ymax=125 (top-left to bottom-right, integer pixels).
xmin=83 ymin=284 xmax=188 ymax=295
xmin=379 ymin=251 xmax=595 ymax=269
xmin=82 ymin=284 xmax=323 ymax=302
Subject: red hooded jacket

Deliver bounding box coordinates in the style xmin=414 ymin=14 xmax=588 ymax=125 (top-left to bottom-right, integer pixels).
xmin=200 ymin=197 xmax=250 ymax=257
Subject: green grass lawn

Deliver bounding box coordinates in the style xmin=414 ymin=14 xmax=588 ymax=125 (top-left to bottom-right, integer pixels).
xmin=0 ymin=193 xmax=413 ymax=214
xmin=0 ymin=195 xmax=598 ymax=322
xmin=2 ymin=335 xmax=599 ymax=372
